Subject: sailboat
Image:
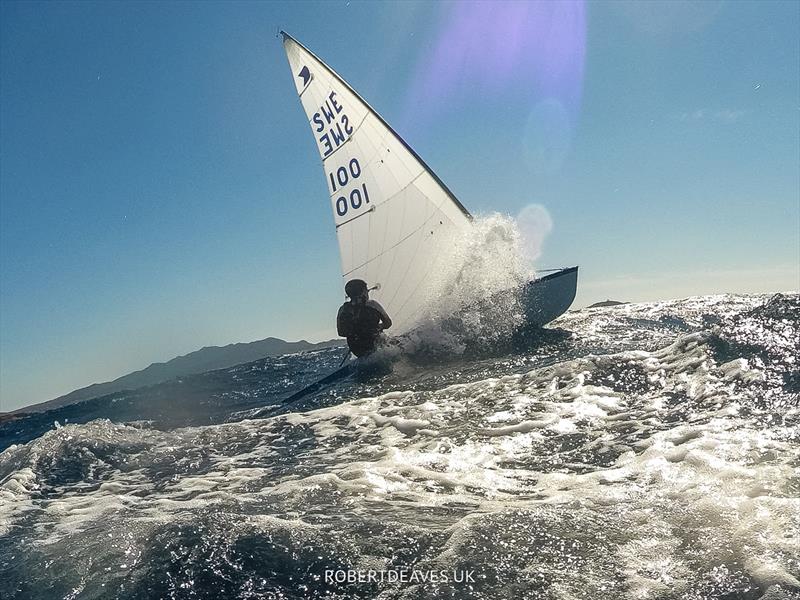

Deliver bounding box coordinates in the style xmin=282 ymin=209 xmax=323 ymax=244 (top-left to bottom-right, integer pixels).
xmin=281 ymin=31 xmax=577 ymax=345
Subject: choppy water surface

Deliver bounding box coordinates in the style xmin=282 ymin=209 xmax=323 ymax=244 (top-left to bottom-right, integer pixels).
xmin=1 ymin=294 xmax=798 ymax=600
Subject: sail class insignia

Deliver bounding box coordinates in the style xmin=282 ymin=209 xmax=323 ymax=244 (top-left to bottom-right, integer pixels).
xmin=298 ymin=66 xmax=311 ymax=86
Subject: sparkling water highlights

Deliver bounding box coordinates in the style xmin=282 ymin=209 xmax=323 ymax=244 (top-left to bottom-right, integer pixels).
xmin=1 ymin=293 xmax=798 ymax=599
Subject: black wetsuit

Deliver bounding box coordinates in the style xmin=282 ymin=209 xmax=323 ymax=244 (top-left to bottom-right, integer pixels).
xmin=337 ymin=300 xmax=390 ymax=357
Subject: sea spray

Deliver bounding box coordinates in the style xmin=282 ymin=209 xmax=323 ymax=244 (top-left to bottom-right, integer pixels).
xmin=397 ymin=213 xmax=536 ymax=354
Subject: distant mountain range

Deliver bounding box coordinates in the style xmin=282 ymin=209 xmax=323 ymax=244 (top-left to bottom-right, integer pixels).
xmin=586 ymin=300 xmax=628 ymax=308
xmin=13 ymin=337 xmax=343 ymax=414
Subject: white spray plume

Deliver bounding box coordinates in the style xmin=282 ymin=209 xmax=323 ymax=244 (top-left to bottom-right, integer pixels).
xmin=395 ymin=214 xmax=536 ymax=354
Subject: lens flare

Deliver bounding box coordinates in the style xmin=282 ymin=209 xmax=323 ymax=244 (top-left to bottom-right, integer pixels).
xmin=404 ymin=0 xmax=586 ymax=155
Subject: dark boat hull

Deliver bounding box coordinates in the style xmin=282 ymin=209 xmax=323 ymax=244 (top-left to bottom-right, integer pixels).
xmin=522 ymin=266 xmax=579 ymax=327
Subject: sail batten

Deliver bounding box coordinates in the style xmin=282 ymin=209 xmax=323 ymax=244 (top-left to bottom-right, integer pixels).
xmin=282 ymin=32 xmax=472 ymax=332
xmin=335 ymin=205 xmax=374 ymax=230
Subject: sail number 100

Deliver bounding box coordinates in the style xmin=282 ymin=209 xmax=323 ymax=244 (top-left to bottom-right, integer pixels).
xmin=329 ymin=158 xmax=370 ymax=218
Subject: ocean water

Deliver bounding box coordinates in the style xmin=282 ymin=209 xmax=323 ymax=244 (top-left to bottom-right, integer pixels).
xmin=1 ymin=293 xmax=798 ymax=600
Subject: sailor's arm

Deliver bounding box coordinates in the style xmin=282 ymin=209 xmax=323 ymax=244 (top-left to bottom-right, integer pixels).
xmin=366 ymin=299 xmax=392 ymax=330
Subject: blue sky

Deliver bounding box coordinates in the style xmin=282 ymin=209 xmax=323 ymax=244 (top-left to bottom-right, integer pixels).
xmin=1 ymin=1 xmax=798 ymax=411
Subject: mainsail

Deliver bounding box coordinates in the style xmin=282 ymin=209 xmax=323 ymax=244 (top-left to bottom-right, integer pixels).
xmin=282 ymin=32 xmax=472 ymax=332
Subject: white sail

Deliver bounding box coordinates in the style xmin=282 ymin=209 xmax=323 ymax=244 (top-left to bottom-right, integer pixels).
xmin=282 ymin=32 xmax=472 ymax=332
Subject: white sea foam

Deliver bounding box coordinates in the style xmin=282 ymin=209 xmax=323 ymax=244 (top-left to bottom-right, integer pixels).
xmin=1 ymin=295 xmax=797 ymax=598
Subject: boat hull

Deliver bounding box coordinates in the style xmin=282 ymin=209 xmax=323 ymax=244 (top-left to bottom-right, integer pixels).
xmin=521 ymin=266 xmax=579 ymax=327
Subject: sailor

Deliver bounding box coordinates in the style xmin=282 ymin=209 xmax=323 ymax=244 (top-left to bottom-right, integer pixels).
xmin=337 ymin=279 xmax=392 ymax=357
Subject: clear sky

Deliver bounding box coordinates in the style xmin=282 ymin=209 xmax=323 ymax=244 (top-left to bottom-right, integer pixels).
xmin=1 ymin=1 xmax=798 ymax=411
